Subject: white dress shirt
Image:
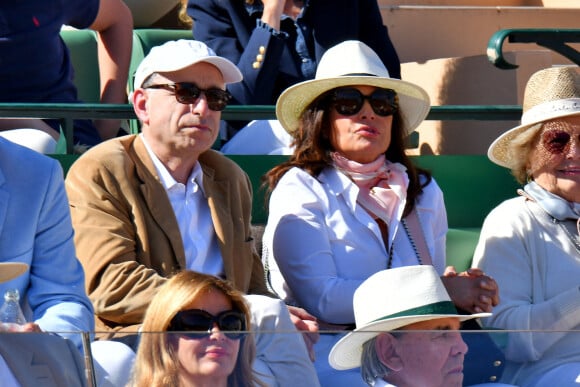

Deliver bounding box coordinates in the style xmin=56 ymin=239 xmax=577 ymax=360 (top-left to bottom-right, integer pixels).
xmin=141 ymin=135 xmax=224 ymax=276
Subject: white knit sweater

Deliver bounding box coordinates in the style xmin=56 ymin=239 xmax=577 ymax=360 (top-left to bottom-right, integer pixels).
xmin=473 ymin=185 xmax=580 ymax=386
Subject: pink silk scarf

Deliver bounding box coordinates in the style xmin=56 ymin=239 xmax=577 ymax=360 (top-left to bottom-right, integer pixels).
xmin=332 ymin=152 xmax=409 ymax=225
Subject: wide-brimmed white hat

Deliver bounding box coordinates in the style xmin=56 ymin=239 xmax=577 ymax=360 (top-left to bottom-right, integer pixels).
xmin=488 ymin=66 xmax=580 ymax=169
xmin=328 ymin=265 xmax=490 ymax=370
xmin=0 ymin=262 xmax=28 ymax=283
xmin=276 ymin=40 xmax=430 ymax=135
xmin=134 ymin=39 xmax=243 ymax=90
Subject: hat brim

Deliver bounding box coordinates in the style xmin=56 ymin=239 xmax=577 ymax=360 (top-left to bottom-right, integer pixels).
xmin=276 ymin=76 xmax=430 ymax=136
xmin=0 ymin=262 xmax=28 ymax=283
xmin=328 ymin=312 xmax=491 ymax=370
xmin=194 ymin=57 xmax=243 ymax=84
xmin=488 ymin=110 xmax=580 ymax=169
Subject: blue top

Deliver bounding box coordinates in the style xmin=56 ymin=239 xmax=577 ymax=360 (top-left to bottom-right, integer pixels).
xmin=0 ymin=0 xmax=101 ymax=146
xmin=0 ymin=138 xmax=94 ymax=350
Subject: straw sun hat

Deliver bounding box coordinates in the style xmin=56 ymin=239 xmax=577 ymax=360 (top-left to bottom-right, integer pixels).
xmin=0 ymin=262 xmax=28 ymax=283
xmin=488 ymin=66 xmax=580 ymax=169
xmin=328 ymin=265 xmax=490 ymax=371
xmin=275 ymin=40 xmax=430 ymax=135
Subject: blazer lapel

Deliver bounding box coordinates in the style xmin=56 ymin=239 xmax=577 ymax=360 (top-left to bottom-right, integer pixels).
xmin=199 ymin=160 xmax=233 ymax=272
xmin=132 ymin=136 xmax=186 ymax=267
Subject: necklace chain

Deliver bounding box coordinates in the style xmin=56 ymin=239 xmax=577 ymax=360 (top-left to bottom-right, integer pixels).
xmin=387 ymin=219 xmax=423 ymax=269
xmin=521 ymin=190 xmax=580 ymax=256
xmin=554 ymin=218 xmax=580 ymax=255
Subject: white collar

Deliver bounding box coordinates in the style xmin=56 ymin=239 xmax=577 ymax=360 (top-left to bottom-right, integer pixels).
xmin=373 ymin=378 xmax=395 ymax=387
xmin=140 ymin=134 xmax=204 ymax=193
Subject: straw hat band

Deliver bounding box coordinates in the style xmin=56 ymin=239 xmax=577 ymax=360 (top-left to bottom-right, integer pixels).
xmin=368 ymin=301 xmax=458 ymax=325
xmin=522 ymin=98 xmax=580 ymax=125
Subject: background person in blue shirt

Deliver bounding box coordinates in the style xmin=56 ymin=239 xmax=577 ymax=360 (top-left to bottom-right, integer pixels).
xmin=0 ymin=0 xmax=132 ymax=151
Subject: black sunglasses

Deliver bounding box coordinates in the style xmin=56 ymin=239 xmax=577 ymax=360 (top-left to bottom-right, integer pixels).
xmin=330 ymin=87 xmax=398 ymax=117
xmin=144 ymin=82 xmax=232 ymax=111
xmin=169 ymin=309 xmax=246 ymax=340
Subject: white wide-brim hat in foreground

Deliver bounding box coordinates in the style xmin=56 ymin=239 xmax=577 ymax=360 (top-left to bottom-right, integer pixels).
xmin=488 ymin=66 xmax=580 ymax=169
xmin=328 ymin=265 xmax=490 ymax=370
xmin=134 ymin=39 xmax=243 ymax=90
xmin=276 ymin=40 xmax=430 ymax=136
xmin=0 ymin=262 xmax=28 ymax=283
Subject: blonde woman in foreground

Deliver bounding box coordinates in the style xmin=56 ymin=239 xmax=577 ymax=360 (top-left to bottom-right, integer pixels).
xmin=131 ymin=271 xmax=264 ymax=387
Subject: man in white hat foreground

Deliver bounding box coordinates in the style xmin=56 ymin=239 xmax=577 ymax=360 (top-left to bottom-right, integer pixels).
xmin=328 ymin=265 xmax=511 ymax=387
xmin=66 ymin=39 xmax=319 ymax=386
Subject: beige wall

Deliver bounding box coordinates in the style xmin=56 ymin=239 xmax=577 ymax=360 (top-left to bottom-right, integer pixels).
xmin=374 ymin=2 xmax=580 ymax=154
xmin=403 ymin=51 xmax=552 ymax=155
xmin=381 ymin=7 xmax=580 ymax=64
xmin=380 ymin=1 xmax=531 ymax=5
xmin=378 ymin=1 xmax=574 ymax=7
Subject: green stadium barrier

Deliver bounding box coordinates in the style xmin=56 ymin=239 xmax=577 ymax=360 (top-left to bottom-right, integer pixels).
xmin=49 ymin=153 xmax=520 ymax=270
xmin=60 ymin=29 xmax=100 ymax=104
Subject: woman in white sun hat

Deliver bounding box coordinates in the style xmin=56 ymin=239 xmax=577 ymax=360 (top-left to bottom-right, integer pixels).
xmin=262 ymin=40 xmax=499 ymax=386
xmin=473 ymin=65 xmax=580 ymax=387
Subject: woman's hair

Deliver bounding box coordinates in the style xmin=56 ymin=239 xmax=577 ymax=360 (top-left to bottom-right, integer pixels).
xmin=265 ymin=88 xmax=432 ymax=216
xmin=507 ymin=123 xmax=543 ymax=184
xmin=131 ymin=271 xmax=260 ymax=387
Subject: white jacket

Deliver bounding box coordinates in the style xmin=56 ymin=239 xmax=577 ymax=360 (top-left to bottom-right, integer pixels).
xmin=473 ymin=183 xmax=580 ymax=386
xmin=263 ymin=166 xmax=447 ymax=324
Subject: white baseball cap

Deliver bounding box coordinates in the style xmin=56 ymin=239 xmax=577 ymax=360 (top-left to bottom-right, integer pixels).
xmin=133 ymin=39 xmax=243 ymax=90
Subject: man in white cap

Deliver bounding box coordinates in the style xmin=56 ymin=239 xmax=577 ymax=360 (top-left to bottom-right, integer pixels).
xmin=329 ymin=265 xmax=507 ymax=387
xmin=66 ymin=39 xmax=319 ymax=386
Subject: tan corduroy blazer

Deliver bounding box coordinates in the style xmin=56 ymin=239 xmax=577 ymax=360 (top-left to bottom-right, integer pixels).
xmin=65 ymin=135 xmax=271 ymax=335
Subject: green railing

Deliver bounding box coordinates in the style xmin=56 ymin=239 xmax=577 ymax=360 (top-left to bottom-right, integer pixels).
xmin=0 ymin=103 xmax=523 ymax=154
xmin=487 ymin=28 xmax=580 ymax=69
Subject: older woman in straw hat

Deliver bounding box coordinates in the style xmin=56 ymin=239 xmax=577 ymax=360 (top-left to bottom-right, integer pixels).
xmin=262 ymin=40 xmax=499 ymax=386
xmin=473 ymin=66 xmax=580 ymax=387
